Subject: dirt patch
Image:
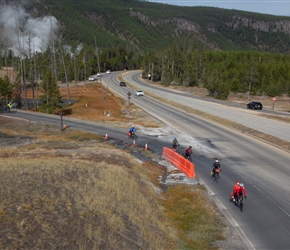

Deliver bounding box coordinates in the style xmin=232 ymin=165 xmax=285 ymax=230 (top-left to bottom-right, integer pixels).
xmin=51 ymin=83 xmax=164 ymax=128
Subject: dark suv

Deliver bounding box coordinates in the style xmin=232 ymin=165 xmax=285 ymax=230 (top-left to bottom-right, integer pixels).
xmin=120 ymin=81 xmax=126 ymax=87
xmin=247 ymin=101 xmax=263 ymax=110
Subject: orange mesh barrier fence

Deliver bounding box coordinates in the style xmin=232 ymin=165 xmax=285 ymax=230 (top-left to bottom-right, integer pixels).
xmin=162 ymin=147 xmax=195 ymax=178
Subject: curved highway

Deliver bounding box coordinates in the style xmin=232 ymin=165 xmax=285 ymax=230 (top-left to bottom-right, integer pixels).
xmin=123 ymin=71 xmax=290 ymax=142
xmin=108 ymin=71 xmax=290 ymax=250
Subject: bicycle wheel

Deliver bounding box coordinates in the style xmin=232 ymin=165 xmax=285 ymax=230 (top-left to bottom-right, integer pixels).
xmin=240 ymin=202 xmax=243 ymax=212
xmin=214 ymin=173 xmax=218 ymax=182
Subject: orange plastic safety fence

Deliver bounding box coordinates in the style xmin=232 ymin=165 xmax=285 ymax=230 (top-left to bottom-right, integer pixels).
xmin=162 ymin=147 xmax=195 ymax=178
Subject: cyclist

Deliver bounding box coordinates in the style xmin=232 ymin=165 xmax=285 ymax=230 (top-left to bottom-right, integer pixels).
xmin=6 ymin=102 xmax=12 ymax=112
xmin=129 ymin=125 xmax=137 ymax=137
xmin=211 ymin=159 xmax=221 ymax=177
xmin=232 ymin=181 xmax=240 ymax=202
xmin=237 ymin=183 xmax=247 ymax=200
xmin=172 ymin=137 xmax=180 ymax=150
xmin=184 ymin=146 xmax=192 ymax=159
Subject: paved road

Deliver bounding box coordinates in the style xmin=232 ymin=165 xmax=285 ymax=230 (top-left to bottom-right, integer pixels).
xmin=109 ymin=71 xmax=290 ymax=250
xmin=123 ymin=70 xmax=290 ymax=143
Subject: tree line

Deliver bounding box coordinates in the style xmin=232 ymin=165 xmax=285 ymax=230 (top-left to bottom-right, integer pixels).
xmin=142 ymin=40 xmax=290 ymax=99
xmin=0 ymin=42 xmax=140 ymax=113
xmin=1 ymin=38 xmax=290 ymax=113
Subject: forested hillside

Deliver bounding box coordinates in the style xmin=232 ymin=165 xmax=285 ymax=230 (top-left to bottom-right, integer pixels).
xmin=141 ymin=41 xmax=290 ymax=99
xmin=1 ymin=0 xmax=290 ymax=111
xmin=3 ymin=0 xmax=290 ymax=53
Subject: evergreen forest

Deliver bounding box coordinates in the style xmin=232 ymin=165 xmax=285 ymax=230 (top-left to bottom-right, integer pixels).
xmin=1 ymin=0 xmax=290 ymax=112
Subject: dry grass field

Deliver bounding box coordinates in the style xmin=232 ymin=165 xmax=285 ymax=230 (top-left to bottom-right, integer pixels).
xmin=0 ymin=118 xmax=174 ymax=249
xmin=57 ymin=80 xmax=165 ymax=128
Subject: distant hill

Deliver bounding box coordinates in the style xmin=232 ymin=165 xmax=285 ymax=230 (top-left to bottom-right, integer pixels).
xmin=1 ymin=0 xmax=290 ymax=53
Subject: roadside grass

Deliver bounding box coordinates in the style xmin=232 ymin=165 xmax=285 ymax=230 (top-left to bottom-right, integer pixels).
xmin=162 ymin=185 xmax=225 ymax=250
xmin=58 ymin=83 xmax=164 ymax=128
xmin=258 ymin=113 xmax=290 ymax=123
xmin=0 ymin=117 xmax=228 ymax=249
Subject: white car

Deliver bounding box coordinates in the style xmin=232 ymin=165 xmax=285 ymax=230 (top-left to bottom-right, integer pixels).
xmin=106 ymin=70 xmax=111 ymax=74
xmin=97 ymin=72 xmax=102 ymax=77
xmin=89 ymin=76 xmax=96 ymax=81
xmin=136 ymin=90 xmax=144 ymax=96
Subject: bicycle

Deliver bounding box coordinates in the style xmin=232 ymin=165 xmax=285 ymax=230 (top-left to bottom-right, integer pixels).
xmin=211 ymin=168 xmax=220 ymax=183
xmin=172 ymin=144 xmax=180 ymax=153
xmin=6 ymin=107 xmax=17 ymax=113
xmin=183 ymin=153 xmax=192 ymax=161
xmin=127 ymin=131 xmax=137 ymax=139
xmin=236 ymin=195 xmax=244 ymax=212
xmin=230 ymin=194 xmax=244 ymax=212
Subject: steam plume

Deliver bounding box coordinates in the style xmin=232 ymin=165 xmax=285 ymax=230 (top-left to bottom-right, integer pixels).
xmin=0 ymin=4 xmax=59 ymax=55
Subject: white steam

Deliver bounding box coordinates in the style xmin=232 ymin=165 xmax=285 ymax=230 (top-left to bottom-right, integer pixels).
xmin=0 ymin=5 xmax=59 ymax=56
xmin=64 ymin=43 xmax=84 ymax=58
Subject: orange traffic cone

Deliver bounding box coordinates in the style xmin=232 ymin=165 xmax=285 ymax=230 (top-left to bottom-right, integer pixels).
xmin=105 ymin=133 xmax=108 ymax=139
xmin=133 ymin=140 xmax=136 ymax=146
xmin=145 ymin=143 xmax=148 ymax=150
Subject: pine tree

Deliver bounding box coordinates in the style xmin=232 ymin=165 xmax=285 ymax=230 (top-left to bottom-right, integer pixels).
xmin=39 ymin=69 xmax=62 ymax=113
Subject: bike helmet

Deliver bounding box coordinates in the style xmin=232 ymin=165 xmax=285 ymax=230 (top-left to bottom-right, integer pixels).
xmin=215 ymin=159 xmax=219 ymax=163
xmin=236 ymin=181 xmax=240 ymax=185
xmin=240 ymin=183 xmax=244 ymax=187
xmin=189 ymin=146 xmax=192 ymax=148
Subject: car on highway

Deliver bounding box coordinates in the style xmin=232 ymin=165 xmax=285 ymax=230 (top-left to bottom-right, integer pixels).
xmin=120 ymin=81 xmax=126 ymax=86
xmin=106 ymin=70 xmax=111 ymax=74
xmin=97 ymin=72 xmax=102 ymax=77
xmin=136 ymin=90 xmax=144 ymax=96
xmin=89 ymin=76 xmax=96 ymax=81
xmin=247 ymin=101 xmax=263 ymax=110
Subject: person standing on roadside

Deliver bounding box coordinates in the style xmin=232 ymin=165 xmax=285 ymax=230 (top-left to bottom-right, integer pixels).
xmin=6 ymin=102 xmax=12 ymax=112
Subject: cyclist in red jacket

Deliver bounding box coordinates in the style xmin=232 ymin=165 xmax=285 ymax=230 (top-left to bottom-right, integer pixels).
xmin=232 ymin=181 xmax=240 ymax=201
xmin=184 ymin=146 xmax=192 ymax=159
xmin=237 ymin=183 xmax=247 ymax=200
